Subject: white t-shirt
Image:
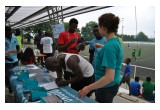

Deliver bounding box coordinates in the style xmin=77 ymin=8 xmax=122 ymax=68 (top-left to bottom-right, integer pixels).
xmin=63 ymin=53 xmax=94 ymax=77
xmin=40 ymin=37 xmax=53 ymax=53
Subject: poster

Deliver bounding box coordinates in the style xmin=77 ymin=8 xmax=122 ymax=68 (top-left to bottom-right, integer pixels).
xmin=52 ymin=24 xmax=65 ymax=38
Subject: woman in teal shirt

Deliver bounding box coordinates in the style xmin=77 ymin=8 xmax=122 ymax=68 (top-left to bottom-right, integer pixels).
xmin=78 ymin=13 xmax=123 ymax=103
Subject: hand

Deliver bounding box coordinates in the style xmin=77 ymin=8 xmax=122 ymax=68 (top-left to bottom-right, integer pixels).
xmin=78 ymin=86 xmax=91 ymax=98
xmin=56 ymin=80 xmax=68 ymax=87
xmin=94 ymin=43 xmax=103 ymax=48
xmin=70 ymin=38 xmax=77 ymax=44
xmin=77 ymin=43 xmax=85 ymax=51
xmin=5 ymin=51 xmax=10 ymax=56
xmin=55 ymin=78 xmax=63 ymax=83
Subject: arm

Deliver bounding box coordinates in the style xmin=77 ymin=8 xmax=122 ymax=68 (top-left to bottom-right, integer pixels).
xmin=58 ymin=38 xmax=76 ymax=52
xmin=77 ymin=43 xmax=85 ymax=51
xmin=56 ymin=58 xmax=83 ymax=87
xmin=78 ymin=68 xmax=115 ymax=98
xmin=58 ymin=33 xmax=77 ymax=52
xmin=94 ymin=43 xmax=104 ymax=48
xmin=55 ymin=69 xmax=64 ymax=84
xmin=5 ymin=45 xmax=20 ymax=56
xmin=66 ymin=58 xmax=83 ymax=83
xmin=5 ymin=49 xmax=17 ymax=56
xmin=78 ymin=45 xmax=117 ymax=98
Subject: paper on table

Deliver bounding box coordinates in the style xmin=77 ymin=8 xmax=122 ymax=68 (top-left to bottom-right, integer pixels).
xmin=29 ymin=73 xmax=37 ymax=78
xmin=39 ymin=81 xmax=58 ymax=90
xmin=26 ymin=64 xmax=39 ymax=69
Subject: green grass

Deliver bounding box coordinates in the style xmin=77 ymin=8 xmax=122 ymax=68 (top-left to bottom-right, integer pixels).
xmin=80 ymin=42 xmax=155 ymax=82
xmin=81 ymin=42 xmax=155 ymax=68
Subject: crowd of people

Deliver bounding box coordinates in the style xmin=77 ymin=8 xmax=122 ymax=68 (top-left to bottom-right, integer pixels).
xmin=5 ymin=12 xmax=154 ymax=103
xmin=120 ymin=58 xmax=155 ymax=102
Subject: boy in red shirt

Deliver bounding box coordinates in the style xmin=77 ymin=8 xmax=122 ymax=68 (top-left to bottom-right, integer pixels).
xmin=58 ymin=18 xmax=85 ymax=54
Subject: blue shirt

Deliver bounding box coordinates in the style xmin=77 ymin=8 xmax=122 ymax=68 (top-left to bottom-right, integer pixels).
xmin=94 ymin=38 xmax=123 ymax=88
xmin=130 ymin=81 xmax=141 ymax=96
xmin=5 ymin=35 xmax=19 ymax=63
xmin=89 ymin=37 xmax=107 ymax=67
xmin=124 ymin=64 xmax=132 ymax=76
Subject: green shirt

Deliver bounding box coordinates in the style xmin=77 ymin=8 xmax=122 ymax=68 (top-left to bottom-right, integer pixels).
xmin=132 ymin=50 xmax=136 ymax=56
xmin=142 ymin=81 xmax=155 ymax=98
xmin=94 ymin=38 xmax=123 ymax=88
xmin=16 ymin=35 xmax=22 ymax=51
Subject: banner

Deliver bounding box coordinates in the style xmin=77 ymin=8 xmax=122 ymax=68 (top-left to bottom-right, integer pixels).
xmin=52 ymin=24 xmax=65 ymax=38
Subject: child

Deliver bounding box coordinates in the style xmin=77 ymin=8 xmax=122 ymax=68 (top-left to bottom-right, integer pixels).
xmin=119 ymin=58 xmax=132 ymax=95
xmin=21 ymin=47 xmax=36 ymax=65
xmin=130 ymin=76 xmax=141 ymax=96
xmin=142 ymin=77 xmax=155 ymax=101
xmin=132 ymin=49 xmax=136 ymax=61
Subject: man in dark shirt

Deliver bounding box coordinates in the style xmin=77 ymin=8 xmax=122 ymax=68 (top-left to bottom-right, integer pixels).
xmin=34 ymin=28 xmax=43 ymax=53
xmin=34 ymin=29 xmax=44 ymax=64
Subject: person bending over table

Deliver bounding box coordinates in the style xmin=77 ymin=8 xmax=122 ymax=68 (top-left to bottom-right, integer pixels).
xmin=45 ymin=53 xmax=94 ymax=97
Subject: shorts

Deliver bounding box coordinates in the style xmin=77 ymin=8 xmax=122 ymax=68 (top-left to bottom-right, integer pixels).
xmin=121 ymin=76 xmax=130 ymax=84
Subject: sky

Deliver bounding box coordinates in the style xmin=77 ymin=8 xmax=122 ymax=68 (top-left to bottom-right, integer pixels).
xmin=64 ymin=6 xmax=155 ymax=38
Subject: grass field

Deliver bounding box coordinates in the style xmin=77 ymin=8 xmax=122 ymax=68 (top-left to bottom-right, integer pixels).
xmin=80 ymin=42 xmax=155 ymax=82
xmin=24 ymin=42 xmax=155 ymax=82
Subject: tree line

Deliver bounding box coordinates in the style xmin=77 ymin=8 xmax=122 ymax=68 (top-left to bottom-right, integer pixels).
xmin=18 ymin=21 xmax=154 ymax=43
xmin=81 ymin=21 xmax=154 ymax=42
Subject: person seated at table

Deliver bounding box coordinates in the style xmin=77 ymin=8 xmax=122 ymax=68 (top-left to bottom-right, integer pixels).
xmin=45 ymin=53 xmax=94 ymax=97
xmin=21 ymin=47 xmax=36 ymax=65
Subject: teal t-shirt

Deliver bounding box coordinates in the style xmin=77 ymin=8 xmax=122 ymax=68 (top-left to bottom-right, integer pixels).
xmin=5 ymin=35 xmax=19 ymax=63
xmin=94 ymin=38 xmax=123 ymax=88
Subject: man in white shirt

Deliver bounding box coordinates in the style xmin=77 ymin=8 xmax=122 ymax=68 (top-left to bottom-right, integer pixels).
xmin=45 ymin=53 xmax=94 ymax=97
xmin=40 ymin=32 xmax=53 ymax=59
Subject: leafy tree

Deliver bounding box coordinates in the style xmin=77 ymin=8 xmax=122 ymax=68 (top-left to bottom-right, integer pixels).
xmin=24 ymin=33 xmax=33 ymax=43
xmin=64 ymin=22 xmax=69 ymax=31
xmin=135 ymin=32 xmax=149 ymax=41
xmin=81 ymin=21 xmax=97 ymax=41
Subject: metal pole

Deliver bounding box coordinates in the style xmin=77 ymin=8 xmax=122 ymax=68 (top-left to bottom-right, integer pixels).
xmin=121 ymin=18 xmax=124 ymax=41
xmin=134 ymin=65 xmax=137 ymax=79
xmin=135 ymin=6 xmax=138 ymax=50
